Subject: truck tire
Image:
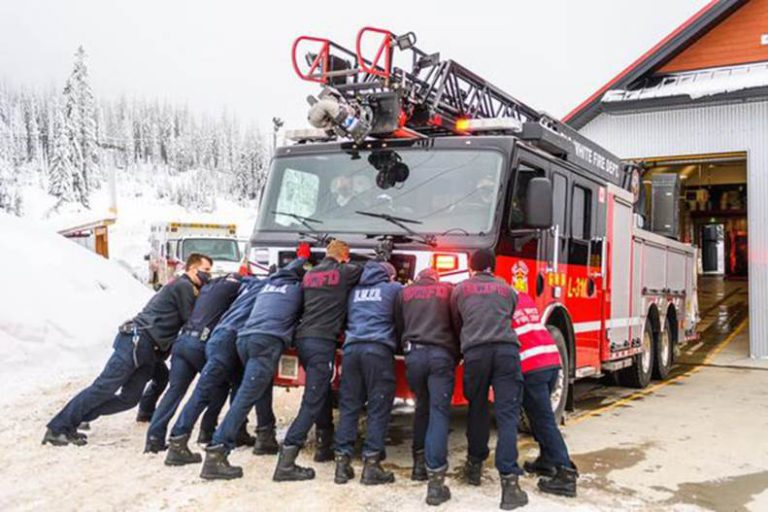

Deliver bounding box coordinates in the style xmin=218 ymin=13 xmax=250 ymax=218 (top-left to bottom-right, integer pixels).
xmin=518 ymin=325 xmax=569 ymax=432
xmin=653 ymin=320 xmax=673 ymax=380
xmin=547 ymin=325 xmax=569 ymax=425
xmin=618 ymin=319 xmax=655 ymax=389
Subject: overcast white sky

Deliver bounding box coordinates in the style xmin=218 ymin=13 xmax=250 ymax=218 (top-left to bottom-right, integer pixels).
xmin=0 ymin=0 xmax=711 ymax=133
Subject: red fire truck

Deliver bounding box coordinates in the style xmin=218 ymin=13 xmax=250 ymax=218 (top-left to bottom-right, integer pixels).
xmin=245 ymin=28 xmax=698 ymax=421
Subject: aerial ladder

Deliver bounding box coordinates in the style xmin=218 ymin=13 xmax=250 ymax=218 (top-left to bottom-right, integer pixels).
xmin=290 ymin=26 xmax=643 ymax=196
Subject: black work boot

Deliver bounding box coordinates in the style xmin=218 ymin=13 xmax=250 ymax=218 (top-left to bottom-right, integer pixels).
xmin=411 ymin=450 xmax=428 ymax=481
xmin=197 ymin=429 xmax=213 ymax=446
xmin=426 ymin=467 xmax=451 ymax=506
xmin=538 ymin=465 xmax=578 ymax=498
xmin=361 ymin=452 xmax=395 ymax=485
xmin=313 ymin=428 xmax=334 ymax=462
xmin=523 ymin=455 xmax=556 ymax=477
xmin=42 ymin=428 xmax=87 ymax=447
xmin=235 ymin=424 xmax=256 ymax=447
xmin=200 ymin=444 xmax=243 ymax=480
xmin=463 ymin=458 xmax=483 ymax=486
xmin=273 ymin=444 xmax=316 ymax=482
xmin=253 ymin=426 xmax=279 ymax=455
xmin=72 ymin=431 xmax=88 ymax=442
xmin=500 ymin=474 xmax=529 ymax=510
xmin=144 ymin=436 xmax=168 ymax=454
xmin=334 ymin=452 xmax=355 ymax=484
xmin=165 ymin=434 xmax=202 ymax=466
xmin=136 ymin=409 xmax=152 ymax=423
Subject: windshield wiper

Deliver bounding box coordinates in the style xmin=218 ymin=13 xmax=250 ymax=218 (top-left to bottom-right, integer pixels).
xmin=272 ymin=210 xmax=332 ymax=245
xmin=355 ymin=211 xmax=437 ymax=247
xmin=271 ymin=210 xmax=323 ymax=232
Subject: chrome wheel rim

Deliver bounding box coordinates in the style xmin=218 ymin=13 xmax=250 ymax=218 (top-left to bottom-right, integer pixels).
xmin=642 ymin=329 xmax=653 ymax=373
xmin=660 ymin=327 xmax=671 ymax=368
xmin=551 ymin=366 xmax=565 ymax=412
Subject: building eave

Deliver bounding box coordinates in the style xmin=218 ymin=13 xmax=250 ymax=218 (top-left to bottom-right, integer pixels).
xmin=564 ymin=0 xmax=747 ymax=129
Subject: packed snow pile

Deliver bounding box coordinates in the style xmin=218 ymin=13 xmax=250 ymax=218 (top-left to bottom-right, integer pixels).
xmin=0 ymin=213 xmax=152 ymax=398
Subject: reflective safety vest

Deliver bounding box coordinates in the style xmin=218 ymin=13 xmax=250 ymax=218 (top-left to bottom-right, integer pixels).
xmin=513 ymin=293 xmax=561 ymax=374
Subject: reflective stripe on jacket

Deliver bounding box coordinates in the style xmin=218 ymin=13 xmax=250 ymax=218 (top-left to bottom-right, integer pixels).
xmin=513 ymin=293 xmax=561 ymax=374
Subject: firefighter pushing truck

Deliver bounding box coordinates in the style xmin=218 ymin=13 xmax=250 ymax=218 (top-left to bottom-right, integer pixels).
xmin=246 ymin=26 xmax=698 ymax=421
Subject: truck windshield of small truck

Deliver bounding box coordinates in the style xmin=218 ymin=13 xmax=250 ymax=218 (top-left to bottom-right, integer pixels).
xmin=181 ymin=239 xmax=240 ymax=262
xmin=257 ymin=149 xmax=504 ymax=237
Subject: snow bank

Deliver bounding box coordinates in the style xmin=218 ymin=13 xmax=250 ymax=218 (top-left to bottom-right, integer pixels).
xmin=0 ymin=213 xmax=152 ymax=398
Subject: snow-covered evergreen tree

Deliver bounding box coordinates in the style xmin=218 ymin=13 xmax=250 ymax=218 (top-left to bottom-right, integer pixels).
xmin=48 ymin=106 xmax=75 ymax=202
xmin=62 ymin=46 xmax=99 ymax=203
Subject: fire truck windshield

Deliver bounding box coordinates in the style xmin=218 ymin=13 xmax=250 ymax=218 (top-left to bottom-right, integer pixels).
xmin=257 ymin=149 xmax=504 ymax=237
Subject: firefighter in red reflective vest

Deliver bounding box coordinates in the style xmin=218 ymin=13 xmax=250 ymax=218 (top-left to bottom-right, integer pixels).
xmin=513 ymin=292 xmax=578 ymax=498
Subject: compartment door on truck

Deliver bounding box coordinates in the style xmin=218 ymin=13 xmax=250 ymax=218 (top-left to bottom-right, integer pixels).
xmin=607 ymin=188 xmax=635 ymax=354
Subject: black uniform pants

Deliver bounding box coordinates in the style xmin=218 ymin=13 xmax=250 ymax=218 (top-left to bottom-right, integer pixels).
xmin=462 ymin=343 xmax=524 ymax=476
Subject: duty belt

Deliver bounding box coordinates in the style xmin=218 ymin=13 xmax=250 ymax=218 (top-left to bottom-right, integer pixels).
xmin=403 ymin=341 xmax=430 ymax=354
xmin=180 ymin=327 xmax=211 ymax=342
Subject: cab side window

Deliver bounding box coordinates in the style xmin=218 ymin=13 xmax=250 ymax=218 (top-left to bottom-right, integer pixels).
xmin=571 ymin=185 xmax=592 ymax=240
xmin=509 ymin=163 xmax=545 ymax=229
xmin=552 ymin=173 xmax=567 ymax=234
xmin=569 ymin=184 xmax=593 ymax=265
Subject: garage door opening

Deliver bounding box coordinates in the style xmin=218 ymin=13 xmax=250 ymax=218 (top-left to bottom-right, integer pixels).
xmin=641 ymin=153 xmax=749 ymax=355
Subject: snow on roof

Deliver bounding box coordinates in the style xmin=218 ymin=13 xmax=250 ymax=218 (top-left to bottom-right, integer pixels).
xmin=603 ymin=61 xmax=768 ymax=102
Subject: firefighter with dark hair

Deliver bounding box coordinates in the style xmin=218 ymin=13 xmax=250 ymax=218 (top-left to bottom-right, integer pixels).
xmin=43 ymin=253 xmax=212 ymax=446
xmin=397 ymin=267 xmax=458 ymax=506
xmin=333 ymin=261 xmax=402 ymax=486
xmin=165 ymin=269 xmax=284 ymax=465
xmin=274 ymin=239 xmax=364 ymax=482
xmin=144 ymin=272 xmax=243 ymax=453
xmin=450 ymin=248 xmax=528 ymax=510
xmin=199 ymin=258 xmax=307 ymax=479
xmin=514 ymin=292 xmax=578 ymax=497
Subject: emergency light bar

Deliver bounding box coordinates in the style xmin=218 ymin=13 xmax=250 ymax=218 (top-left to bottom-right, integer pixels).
xmin=285 ymin=128 xmax=335 ymax=143
xmin=455 ymin=117 xmax=523 ymax=134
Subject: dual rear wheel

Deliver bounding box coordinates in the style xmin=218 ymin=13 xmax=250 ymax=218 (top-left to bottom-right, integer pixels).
xmin=617 ymin=317 xmax=673 ymax=389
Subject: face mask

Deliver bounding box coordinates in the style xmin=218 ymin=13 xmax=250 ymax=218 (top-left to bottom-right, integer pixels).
xmin=197 ymin=271 xmax=211 ymax=285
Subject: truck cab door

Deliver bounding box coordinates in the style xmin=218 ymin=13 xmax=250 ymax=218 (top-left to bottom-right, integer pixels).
xmin=505 ymin=151 xmax=553 ymax=303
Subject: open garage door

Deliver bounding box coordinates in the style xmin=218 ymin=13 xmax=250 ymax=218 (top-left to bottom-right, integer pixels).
xmin=641 ymin=153 xmax=749 ymax=356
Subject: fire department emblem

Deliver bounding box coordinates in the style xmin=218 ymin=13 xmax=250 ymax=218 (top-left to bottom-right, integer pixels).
xmin=511 ymin=261 xmax=529 ymax=293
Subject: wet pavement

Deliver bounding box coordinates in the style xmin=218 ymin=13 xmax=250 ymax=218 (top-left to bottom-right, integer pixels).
xmin=554 ymin=277 xmax=768 ymax=511
xmin=570 ymin=277 xmax=750 ymax=418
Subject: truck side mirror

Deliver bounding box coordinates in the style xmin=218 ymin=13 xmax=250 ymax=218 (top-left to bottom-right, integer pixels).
xmin=525 ymin=177 xmax=553 ymax=229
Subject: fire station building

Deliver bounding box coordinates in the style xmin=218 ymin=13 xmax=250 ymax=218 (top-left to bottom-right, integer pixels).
xmin=566 ymin=0 xmax=768 ymax=358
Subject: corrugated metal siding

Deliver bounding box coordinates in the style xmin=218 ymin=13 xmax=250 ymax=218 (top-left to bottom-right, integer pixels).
xmin=580 ymin=101 xmax=768 ymax=358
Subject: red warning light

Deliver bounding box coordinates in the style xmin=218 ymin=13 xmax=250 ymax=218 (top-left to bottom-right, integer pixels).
xmin=431 ymin=253 xmax=459 ymax=273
